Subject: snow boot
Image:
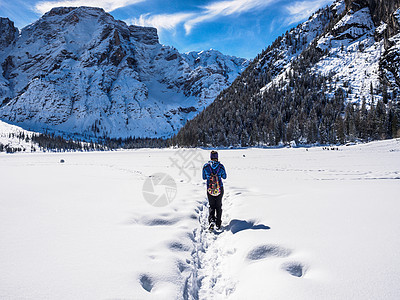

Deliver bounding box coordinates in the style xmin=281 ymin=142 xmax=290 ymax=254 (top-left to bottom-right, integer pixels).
xmin=209 ymin=222 xmax=215 ymax=232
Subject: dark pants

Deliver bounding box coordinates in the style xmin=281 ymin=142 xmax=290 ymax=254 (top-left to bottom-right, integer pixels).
xmin=207 ymin=186 xmax=224 ymax=227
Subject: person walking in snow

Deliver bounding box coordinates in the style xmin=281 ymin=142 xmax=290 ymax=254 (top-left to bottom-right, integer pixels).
xmin=202 ymin=150 xmax=227 ymax=230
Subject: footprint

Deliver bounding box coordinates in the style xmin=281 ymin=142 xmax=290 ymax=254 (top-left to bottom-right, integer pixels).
xmin=247 ymin=244 xmax=291 ymax=260
xmin=123 ymin=218 xmax=139 ymax=225
xmin=177 ymin=260 xmax=189 ymax=273
xmin=187 ymin=231 xmax=195 ymax=242
xmin=225 ymin=247 xmax=237 ymax=255
xmin=141 ymin=217 xmax=180 ymax=226
xmin=282 ymin=262 xmax=305 ymax=277
xmin=169 ymin=241 xmax=190 ymax=252
xmin=139 ymin=274 xmax=154 ymax=292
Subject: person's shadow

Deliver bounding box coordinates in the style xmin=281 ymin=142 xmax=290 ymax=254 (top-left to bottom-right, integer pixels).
xmin=226 ymin=219 xmax=270 ymax=234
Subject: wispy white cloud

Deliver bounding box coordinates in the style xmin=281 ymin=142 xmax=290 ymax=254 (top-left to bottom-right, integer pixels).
xmin=128 ymin=12 xmax=195 ymax=31
xmin=0 ymin=0 xmax=38 ymax=28
xmin=285 ymin=0 xmax=333 ymax=25
xmin=268 ymin=18 xmax=277 ymax=34
xmin=185 ymin=0 xmax=277 ymax=33
xmin=125 ymin=0 xmax=279 ymax=34
xmin=34 ymin=0 xmax=145 ymax=15
xmin=202 ymin=0 xmax=275 ymax=16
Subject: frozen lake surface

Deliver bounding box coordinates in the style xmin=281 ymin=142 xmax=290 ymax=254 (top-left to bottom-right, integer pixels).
xmin=1 ymin=139 xmax=400 ymax=299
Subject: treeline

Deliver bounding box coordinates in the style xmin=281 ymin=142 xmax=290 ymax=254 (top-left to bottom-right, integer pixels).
xmin=172 ymin=67 xmax=400 ymax=147
xmin=0 ymin=142 xmax=25 ymax=153
xmin=172 ymin=28 xmax=400 ymax=147
xmin=102 ymin=136 xmax=171 ymax=149
xmin=0 ymin=132 xmax=171 ymax=153
xmin=32 ymin=133 xmax=87 ymax=151
xmin=0 ymin=132 xmax=33 ymax=153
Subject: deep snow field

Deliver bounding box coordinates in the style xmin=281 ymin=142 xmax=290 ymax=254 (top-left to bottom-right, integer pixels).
xmin=1 ymin=139 xmax=400 ymax=299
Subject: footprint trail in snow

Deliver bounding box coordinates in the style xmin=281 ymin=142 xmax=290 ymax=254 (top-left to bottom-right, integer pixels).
xmin=188 ymin=190 xmax=239 ymax=299
xmin=187 ymin=187 xmax=308 ymax=299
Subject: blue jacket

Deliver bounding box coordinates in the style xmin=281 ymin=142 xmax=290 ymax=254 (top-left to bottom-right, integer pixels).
xmin=202 ymin=161 xmax=227 ymax=187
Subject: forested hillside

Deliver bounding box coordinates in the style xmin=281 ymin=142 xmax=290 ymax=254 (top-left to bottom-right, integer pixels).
xmin=174 ymin=0 xmax=400 ymax=147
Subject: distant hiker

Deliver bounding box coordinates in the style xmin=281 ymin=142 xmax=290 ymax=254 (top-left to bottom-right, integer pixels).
xmin=202 ymin=150 xmax=227 ymax=230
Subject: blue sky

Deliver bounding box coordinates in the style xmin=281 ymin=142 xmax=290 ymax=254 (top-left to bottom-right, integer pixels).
xmin=0 ymin=0 xmax=334 ymax=59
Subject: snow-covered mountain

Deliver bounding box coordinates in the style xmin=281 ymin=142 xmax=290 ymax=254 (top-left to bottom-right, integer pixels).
xmin=259 ymin=0 xmax=400 ymax=103
xmin=258 ymin=0 xmax=345 ymax=93
xmin=0 ymin=7 xmax=248 ymax=139
xmin=175 ymin=0 xmax=400 ymax=147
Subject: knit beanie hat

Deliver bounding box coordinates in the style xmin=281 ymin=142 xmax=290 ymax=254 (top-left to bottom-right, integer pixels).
xmin=210 ymin=151 xmax=218 ymax=160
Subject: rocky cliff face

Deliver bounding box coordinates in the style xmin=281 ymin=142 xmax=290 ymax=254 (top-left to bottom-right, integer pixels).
xmin=0 ymin=18 xmax=18 ymax=50
xmin=268 ymin=0 xmax=400 ymax=105
xmin=381 ymin=8 xmax=400 ymax=90
xmin=345 ymin=0 xmax=400 ymax=25
xmin=0 ymin=7 xmax=248 ymax=139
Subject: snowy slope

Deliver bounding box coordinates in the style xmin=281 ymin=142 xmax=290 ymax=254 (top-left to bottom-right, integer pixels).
xmin=0 ymin=8 xmax=248 ymax=139
xmin=315 ymin=6 xmax=385 ymax=104
xmin=0 ymin=119 xmax=39 ymax=152
xmin=259 ymin=0 xmax=346 ymax=93
xmin=266 ymin=0 xmax=400 ymax=105
xmin=1 ymin=139 xmax=399 ymax=299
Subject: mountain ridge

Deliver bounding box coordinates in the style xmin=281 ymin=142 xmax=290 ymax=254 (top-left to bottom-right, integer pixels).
xmin=0 ymin=7 xmax=248 ymax=139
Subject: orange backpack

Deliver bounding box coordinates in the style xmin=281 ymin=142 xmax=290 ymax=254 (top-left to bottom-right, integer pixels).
xmin=207 ymin=164 xmax=221 ymax=196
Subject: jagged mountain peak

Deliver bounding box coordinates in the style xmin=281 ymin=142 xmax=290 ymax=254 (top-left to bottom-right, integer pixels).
xmin=29 ymin=6 xmax=113 ymax=32
xmin=185 ymin=49 xmax=247 ymax=66
xmin=183 ymin=49 xmax=248 ymax=83
xmin=0 ymin=18 xmax=18 ymax=50
xmin=128 ymin=25 xmax=158 ymax=45
xmin=0 ymin=7 xmax=248 ymax=139
xmin=22 ymin=6 xmax=132 ymax=45
xmin=45 ymin=6 xmax=106 ymax=17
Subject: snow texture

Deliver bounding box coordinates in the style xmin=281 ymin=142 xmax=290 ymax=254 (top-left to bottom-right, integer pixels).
xmin=315 ymin=6 xmax=385 ymax=105
xmin=1 ymin=139 xmax=400 ymax=299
